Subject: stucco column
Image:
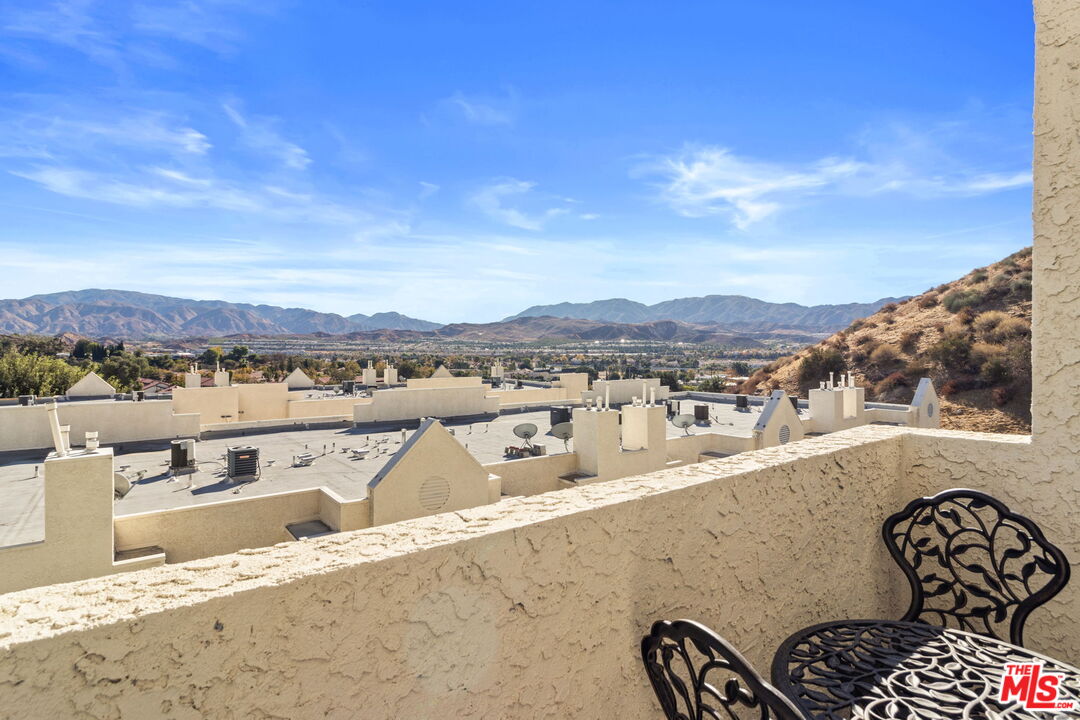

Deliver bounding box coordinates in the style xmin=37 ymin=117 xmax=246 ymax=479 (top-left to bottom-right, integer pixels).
xmin=1032 ymin=1 xmax=1080 ymax=456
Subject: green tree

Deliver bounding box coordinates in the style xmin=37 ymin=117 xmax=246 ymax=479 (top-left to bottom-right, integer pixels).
xmin=72 ymin=339 xmax=106 ymax=362
xmin=201 ymin=346 xmax=224 ymax=366
xmin=100 ymin=353 xmax=151 ymax=391
xmin=730 ymin=360 xmax=752 ymax=377
xmin=0 ymin=351 xmax=85 ymax=396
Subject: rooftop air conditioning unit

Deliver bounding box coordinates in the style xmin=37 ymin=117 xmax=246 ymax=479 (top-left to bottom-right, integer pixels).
xmin=227 ymin=446 xmax=259 ymax=479
xmin=170 ymin=439 xmax=196 ymax=471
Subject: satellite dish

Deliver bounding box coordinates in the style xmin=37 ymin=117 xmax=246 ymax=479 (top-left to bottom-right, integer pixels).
xmin=672 ymin=414 xmax=697 ymax=435
xmin=550 ymin=421 xmax=573 ymax=451
xmin=513 ymin=422 xmax=538 ymax=448
xmin=114 ymin=471 xmax=132 ymax=499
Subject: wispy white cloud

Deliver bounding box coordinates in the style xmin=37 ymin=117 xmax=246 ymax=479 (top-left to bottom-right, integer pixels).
xmin=223 ymin=102 xmax=310 ymax=170
xmin=3 ymin=0 xmax=122 ymax=68
xmin=0 ymin=106 xmax=210 ymax=158
xmin=639 ymin=124 xmax=1032 ymax=228
xmin=470 ymin=178 xmax=571 ymax=231
xmin=1 ymin=0 xmax=271 ymax=70
xmin=442 ymin=90 xmax=516 ymax=126
xmin=637 ymin=146 xmax=861 ymax=228
xmin=10 ymin=165 xmax=367 ymax=223
xmin=418 ymin=181 xmax=440 ymax=198
xmin=131 ymin=1 xmax=250 ymax=53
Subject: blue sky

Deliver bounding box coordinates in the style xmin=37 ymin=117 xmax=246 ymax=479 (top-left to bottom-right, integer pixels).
xmin=0 ymin=1 xmax=1034 ymax=323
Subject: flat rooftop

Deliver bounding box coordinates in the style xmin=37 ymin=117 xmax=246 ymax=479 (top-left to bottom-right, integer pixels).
xmin=0 ymin=398 xmax=762 ymax=548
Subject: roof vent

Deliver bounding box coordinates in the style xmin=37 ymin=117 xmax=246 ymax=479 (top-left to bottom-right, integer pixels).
xmin=419 ymin=476 xmax=450 ymax=511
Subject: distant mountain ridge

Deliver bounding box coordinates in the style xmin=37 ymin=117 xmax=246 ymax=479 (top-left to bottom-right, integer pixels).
xmin=505 ymin=295 xmax=906 ymax=332
xmin=0 ymin=289 xmax=442 ymax=338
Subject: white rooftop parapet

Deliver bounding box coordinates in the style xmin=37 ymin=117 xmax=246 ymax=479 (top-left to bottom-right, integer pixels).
xmin=909 ymin=378 xmax=940 ymax=429
xmin=286 ymin=367 xmax=315 ymax=390
xmin=754 ymin=390 xmax=805 ymax=449
xmin=66 ymin=371 xmax=115 ymax=398
xmin=366 ymin=418 xmax=496 ymax=525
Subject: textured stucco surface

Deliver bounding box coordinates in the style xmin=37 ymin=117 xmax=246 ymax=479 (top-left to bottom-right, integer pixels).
xmin=904 ymin=429 xmax=1079 ymax=661
xmin=6 ymin=3 xmax=1080 ymax=717
xmin=0 ymin=427 xmax=911 ymax=719
xmin=1033 ymin=0 xmax=1080 ymax=450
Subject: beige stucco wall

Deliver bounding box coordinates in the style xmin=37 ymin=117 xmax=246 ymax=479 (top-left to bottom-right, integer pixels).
xmin=902 ymin=429 xmax=1079 ymax=658
xmin=406 ymin=376 xmax=483 ymax=390
xmin=552 ymin=372 xmax=589 ymax=398
xmin=0 ymin=401 xmax=198 ymax=452
xmin=114 ymin=487 xmax=372 ymax=564
xmin=0 ymin=449 xmax=158 ymax=594
xmin=354 ymin=386 xmax=499 ymax=424
xmin=368 ymin=421 xmax=494 ymax=526
xmin=171 ymin=385 xmax=239 ymax=423
xmin=488 ymin=387 xmax=571 ymax=405
xmin=0 ymin=450 xmax=114 ymax=593
xmin=485 ymin=452 xmax=579 ymax=496
xmin=1 ymin=425 xmax=1077 ymax=716
xmin=665 ymin=431 xmax=756 ymax=462
xmin=0 ymin=427 xmax=913 ymax=719
xmin=115 ymin=489 xmax=322 ymax=564
xmin=286 ymin=396 xmax=364 ymax=419
xmin=172 ymin=384 xmax=365 ymax=426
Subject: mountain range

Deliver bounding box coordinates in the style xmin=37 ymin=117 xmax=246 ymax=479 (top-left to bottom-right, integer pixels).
xmin=333 ymin=316 xmax=775 ymax=346
xmin=0 ymin=290 xmax=442 ymax=338
xmin=0 ymin=289 xmax=903 ymax=339
xmin=505 ymin=295 xmax=904 ymax=331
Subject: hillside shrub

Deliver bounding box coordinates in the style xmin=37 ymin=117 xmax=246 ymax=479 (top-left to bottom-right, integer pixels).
xmin=940 ymin=377 xmax=977 ymax=397
xmin=942 ymin=289 xmax=986 ymax=312
xmin=973 ymin=312 xmax=1029 ymax=344
xmin=972 ymin=311 xmax=1009 ymax=341
xmin=900 ymin=330 xmax=922 ymax=352
xmin=969 ymin=270 xmax=988 ymax=284
xmin=992 ymin=385 xmax=1015 ymax=406
xmin=970 ymin=342 xmax=1007 ymax=367
xmin=869 ymin=344 xmax=901 ymax=368
xmin=981 ymin=358 xmax=1012 ymax=385
xmin=874 ymin=371 xmax=910 ymax=399
xmin=798 ymin=347 xmax=846 ymax=385
xmin=956 ymin=307 xmax=978 ymax=325
xmin=904 ymin=361 xmax=931 ymax=378
xmin=917 ymin=294 xmax=938 ymax=308
xmin=1009 ymin=277 xmax=1032 ymax=301
xmin=855 ymin=333 xmax=876 ymax=346
xmin=929 ymin=335 xmax=974 ymax=373
xmin=881 ymin=303 xmax=898 ymax=314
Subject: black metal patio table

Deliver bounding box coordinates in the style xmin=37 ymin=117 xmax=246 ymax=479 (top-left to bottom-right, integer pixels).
xmin=771 ymin=620 xmax=1080 ymax=719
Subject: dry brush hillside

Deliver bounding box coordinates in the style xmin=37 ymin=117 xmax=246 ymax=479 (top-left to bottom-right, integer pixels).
xmin=738 ymin=248 xmax=1034 ymax=434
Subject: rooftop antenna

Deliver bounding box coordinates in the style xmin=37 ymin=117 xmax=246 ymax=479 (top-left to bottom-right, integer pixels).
xmin=550 ymin=422 xmax=573 ymax=452
xmin=513 ymin=422 xmax=538 ymax=449
xmin=672 ymin=414 xmax=696 ymax=436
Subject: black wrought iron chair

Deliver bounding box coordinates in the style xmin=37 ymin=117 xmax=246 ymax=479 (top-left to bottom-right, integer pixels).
xmin=641 ymin=619 xmax=804 ymax=720
xmin=882 ymin=488 xmax=1070 ymax=646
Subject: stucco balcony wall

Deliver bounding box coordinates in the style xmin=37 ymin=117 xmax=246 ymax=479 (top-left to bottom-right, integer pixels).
xmin=0 ymin=426 xmax=917 ymax=718
xmin=1 ymin=426 xmax=1077 ymax=718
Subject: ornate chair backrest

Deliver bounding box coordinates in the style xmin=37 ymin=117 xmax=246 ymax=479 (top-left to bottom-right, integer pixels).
xmin=882 ymin=488 xmax=1070 ymax=646
xmin=641 ymin=619 xmax=804 ymax=720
